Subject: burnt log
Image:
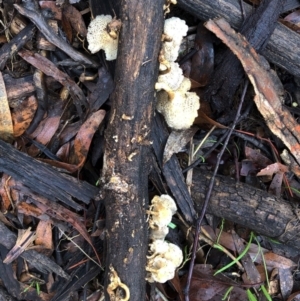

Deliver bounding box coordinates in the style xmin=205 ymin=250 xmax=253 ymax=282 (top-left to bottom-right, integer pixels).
xmin=100 ymin=1 xmax=164 ymax=300
xmin=191 ymin=169 xmax=300 ymax=249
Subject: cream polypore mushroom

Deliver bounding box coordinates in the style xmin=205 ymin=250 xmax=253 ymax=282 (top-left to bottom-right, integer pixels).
xmin=151 ymin=194 xmax=177 ymax=215
xmin=156 ymin=77 xmax=200 ymax=130
xmin=148 ymin=201 xmax=173 ymax=229
xmin=148 ymin=194 xmax=177 ymax=229
xmin=148 ymin=240 xmax=169 ymax=259
xmin=162 ymin=242 xmax=183 ymax=267
xmin=157 ymin=62 xmax=184 ymax=91
xmin=146 ymin=241 xmax=183 ymax=283
xmin=87 ymin=15 xmax=118 ymax=60
xmin=162 ymin=17 xmax=188 ymax=62
xmin=149 ymin=225 xmax=169 ymax=240
xmin=146 ymin=257 xmax=176 ymax=283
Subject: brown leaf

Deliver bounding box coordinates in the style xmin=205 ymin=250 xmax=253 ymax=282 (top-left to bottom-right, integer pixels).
xmin=28 ymin=116 xmax=60 ymax=157
xmin=268 ymin=172 xmax=284 ymax=196
xmin=71 ymin=110 xmax=106 ymax=167
xmin=204 ymin=18 xmax=300 ymax=167
xmin=232 ymin=232 xmax=261 ymax=286
xmin=17 ymin=187 xmax=102 ymax=266
xmin=61 ymin=13 xmax=73 ymax=43
xmin=62 ymin=5 xmax=87 ymax=37
xmin=0 ymin=72 xmax=13 ymax=141
xmin=287 ymin=291 xmax=300 ymax=301
xmin=163 ymin=127 xmax=198 ymax=164
xmin=12 ymin=95 xmax=38 ymax=137
xmin=194 ymin=110 xmax=227 ymax=129
xmin=39 ymin=1 xmax=62 ymax=20
xmin=182 ymin=264 xmax=247 ymax=301
xmin=284 ymin=9 xmax=300 ymax=24
xmin=263 ymin=252 xmax=296 ymax=270
xmin=35 ymin=220 xmax=53 ymax=250
xmin=245 ymin=146 xmax=272 ymax=169
xmin=257 ymin=162 xmax=288 ymax=177
xmin=240 ymin=160 xmax=255 ymax=176
xmin=278 ymin=268 xmax=293 ymax=300
xmin=169 ymin=272 xmax=184 ymax=301
xmin=18 ymin=49 xmax=88 ymax=117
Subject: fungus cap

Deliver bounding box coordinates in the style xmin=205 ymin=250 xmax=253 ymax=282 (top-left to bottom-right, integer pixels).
xmin=146 ymin=257 xmax=176 ymax=283
xmin=156 ymin=78 xmax=200 ymax=130
xmin=163 ymin=243 xmax=183 ymax=267
xmin=157 ymin=62 xmax=184 ymax=91
xmin=151 ymin=195 xmax=177 ymax=215
xmin=162 ymin=17 xmax=188 ymax=62
xmin=87 ymin=15 xmax=118 ymax=60
xmin=148 ymin=240 xmax=169 ymax=258
xmin=149 ymin=202 xmax=173 ymax=228
xmin=149 ymin=225 xmax=169 ymax=240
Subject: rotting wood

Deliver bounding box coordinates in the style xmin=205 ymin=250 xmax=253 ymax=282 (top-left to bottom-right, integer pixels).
xmin=204 ymin=18 xmax=300 ymax=167
xmin=191 ymin=169 xmax=300 ymax=250
xmin=177 ymin=0 xmax=300 ymax=79
xmin=100 ymin=1 xmax=164 ymax=300
xmin=0 ymin=286 xmax=18 ymax=301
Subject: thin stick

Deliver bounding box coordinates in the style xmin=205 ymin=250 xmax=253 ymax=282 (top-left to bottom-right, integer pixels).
xmin=184 ymin=80 xmax=249 ymax=301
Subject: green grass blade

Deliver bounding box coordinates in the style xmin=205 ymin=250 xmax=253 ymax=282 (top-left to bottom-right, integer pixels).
xmin=247 ymin=289 xmax=258 ymax=301
xmin=214 ymin=232 xmax=254 ymax=276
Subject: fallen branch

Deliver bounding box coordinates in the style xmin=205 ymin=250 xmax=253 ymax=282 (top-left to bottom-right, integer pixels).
xmin=100 ymin=1 xmax=164 ymax=300
xmin=191 ymin=169 xmax=300 ymax=250
xmin=205 ymin=18 xmax=300 ymax=166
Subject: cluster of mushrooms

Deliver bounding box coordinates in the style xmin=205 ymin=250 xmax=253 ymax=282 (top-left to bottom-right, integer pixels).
xmin=146 ymin=195 xmax=183 ymax=283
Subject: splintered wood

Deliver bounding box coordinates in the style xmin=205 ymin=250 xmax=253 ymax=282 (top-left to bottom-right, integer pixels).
xmin=204 ymin=18 xmax=300 ymax=167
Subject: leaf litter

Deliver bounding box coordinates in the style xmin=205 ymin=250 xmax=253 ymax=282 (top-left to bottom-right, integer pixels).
xmin=1 ymin=0 xmax=300 ymax=300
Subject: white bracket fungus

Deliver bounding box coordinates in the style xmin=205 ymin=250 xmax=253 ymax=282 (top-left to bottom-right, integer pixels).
xmin=155 ymin=17 xmax=200 ymax=130
xmin=146 ymin=195 xmax=183 ymax=283
xmin=87 ymin=15 xmax=119 ymax=60
xmin=157 ymin=62 xmax=184 ymax=91
xmin=156 ymin=77 xmax=200 ymax=130
xmin=147 ymin=194 xmax=177 ymax=229
xmin=146 ymin=241 xmax=183 ymax=283
xmin=162 ymin=17 xmax=188 ymax=62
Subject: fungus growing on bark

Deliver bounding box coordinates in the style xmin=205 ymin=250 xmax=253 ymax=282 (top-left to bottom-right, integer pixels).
xmin=146 ymin=257 xmax=177 ymax=283
xmin=162 ymin=17 xmax=188 ymax=62
xmin=156 ymin=78 xmax=200 ymax=130
xmin=146 ymin=241 xmax=183 ymax=283
xmin=87 ymin=15 xmax=119 ymax=60
xmin=157 ymin=62 xmax=184 ymax=91
xmin=147 ymin=194 xmax=177 ymax=229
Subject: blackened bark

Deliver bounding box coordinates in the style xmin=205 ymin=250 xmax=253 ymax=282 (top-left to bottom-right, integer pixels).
xmin=177 ymin=0 xmax=300 ymax=79
xmin=101 ymin=1 xmax=164 ymax=300
xmin=0 ymin=140 xmax=97 ymax=210
xmin=191 ymin=169 xmax=300 ymax=249
xmin=204 ymin=0 xmax=285 ymax=116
